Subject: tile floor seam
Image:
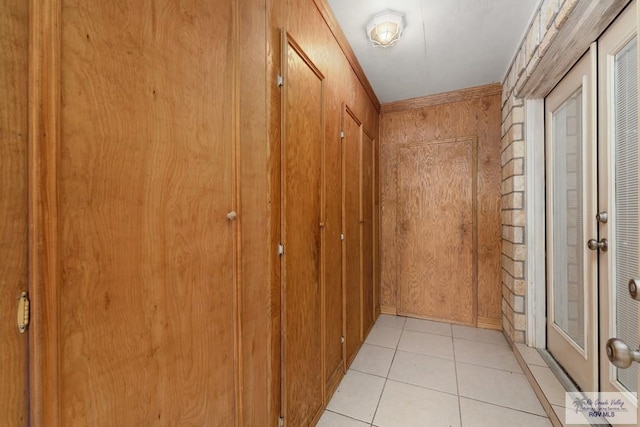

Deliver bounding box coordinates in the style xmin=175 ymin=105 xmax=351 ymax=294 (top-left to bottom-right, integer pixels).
xmin=452 ymin=332 xmax=463 ymax=427
xmin=459 ymin=396 xmax=553 ymax=419
xmin=455 ymin=359 xmax=526 ymax=375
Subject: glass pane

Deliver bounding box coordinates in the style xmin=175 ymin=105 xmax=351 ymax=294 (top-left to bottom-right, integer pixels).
xmin=552 ymin=88 xmax=585 ymax=350
xmin=614 ymin=36 xmax=639 ymax=393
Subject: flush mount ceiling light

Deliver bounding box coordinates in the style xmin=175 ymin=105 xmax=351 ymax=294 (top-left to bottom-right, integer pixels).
xmin=366 ymin=10 xmax=405 ymax=48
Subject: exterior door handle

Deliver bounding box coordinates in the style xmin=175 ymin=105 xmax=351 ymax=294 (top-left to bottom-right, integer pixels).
xmin=587 ymin=238 xmax=608 ymax=251
xmin=629 ymin=279 xmax=640 ymax=302
xmin=606 ymin=338 xmax=640 ymax=369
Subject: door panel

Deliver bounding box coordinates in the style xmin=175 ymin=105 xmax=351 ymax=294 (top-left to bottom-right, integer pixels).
xmin=598 ymin=1 xmax=639 ymax=398
xmin=361 ymin=130 xmax=375 ymax=335
xmin=343 ymin=107 xmax=362 ymax=366
xmin=38 ymin=1 xmax=238 ymax=424
xmin=282 ymin=34 xmax=324 ymax=426
xmin=397 ymin=139 xmax=476 ymax=325
xmin=0 ymin=1 xmax=29 ymax=425
xmin=545 ymin=46 xmax=598 ymax=392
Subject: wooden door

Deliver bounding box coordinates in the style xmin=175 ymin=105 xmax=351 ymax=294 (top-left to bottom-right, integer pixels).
xmin=0 ymin=1 xmax=29 ymax=425
xmin=32 ymin=1 xmax=238 ymax=424
xmin=342 ymin=107 xmax=362 ymax=366
xmin=397 ymin=139 xmax=477 ymax=325
xmin=361 ymin=130 xmax=375 ymax=335
xmin=281 ymin=33 xmax=324 ymax=426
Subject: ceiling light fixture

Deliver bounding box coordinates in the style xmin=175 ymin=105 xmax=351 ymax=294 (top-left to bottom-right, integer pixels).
xmin=366 ymin=10 xmax=405 ymax=48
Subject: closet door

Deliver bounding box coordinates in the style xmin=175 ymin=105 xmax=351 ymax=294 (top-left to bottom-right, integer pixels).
xmin=397 ymin=138 xmax=476 ymax=324
xmin=32 ymin=1 xmax=238 ymax=424
xmin=361 ymin=130 xmax=375 ymax=335
xmin=0 ymin=1 xmax=29 ymax=424
xmin=342 ymin=107 xmax=362 ymax=367
xmin=281 ymin=33 xmax=324 ymax=426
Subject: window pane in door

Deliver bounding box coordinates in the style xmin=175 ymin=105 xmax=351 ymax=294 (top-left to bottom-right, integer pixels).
xmin=614 ymin=36 xmax=639 ymax=393
xmin=552 ymin=88 xmax=585 ymax=350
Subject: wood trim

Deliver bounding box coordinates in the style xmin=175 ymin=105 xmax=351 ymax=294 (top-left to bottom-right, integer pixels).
xmin=477 ymin=317 xmax=502 ymax=331
xmin=29 ymin=0 xmax=61 ymax=424
xmin=381 ymin=83 xmax=503 ymax=114
xmin=380 ymin=305 xmax=397 ymax=315
xmin=231 ymin=0 xmax=243 ymax=424
xmin=312 ymin=0 xmax=380 ymax=110
xmin=519 ymin=0 xmax=631 ymax=98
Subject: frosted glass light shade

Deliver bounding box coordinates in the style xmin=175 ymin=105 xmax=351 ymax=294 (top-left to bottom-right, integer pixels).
xmin=366 ymin=11 xmax=404 ymax=47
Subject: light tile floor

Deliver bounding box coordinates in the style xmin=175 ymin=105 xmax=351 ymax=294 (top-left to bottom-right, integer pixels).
xmin=319 ymin=315 xmax=552 ymax=427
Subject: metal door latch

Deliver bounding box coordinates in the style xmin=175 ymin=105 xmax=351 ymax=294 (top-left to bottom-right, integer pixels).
xmin=17 ymin=292 xmax=29 ymax=333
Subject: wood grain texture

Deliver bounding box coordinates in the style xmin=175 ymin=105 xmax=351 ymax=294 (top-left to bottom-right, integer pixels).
xmin=311 ymin=0 xmax=380 ymax=110
xmin=238 ymin=0 xmax=270 ymax=423
xmin=361 ymin=130 xmax=375 ymax=335
xmin=380 ymin=92 xmax=502 ymax=325
xmin=343 ymin=107 xmax=362 ymax=367
xmin=35 ymin=1 xmax=240 ymax=424
xmin=281 ymin=35 xmax=324 ymax=426
xmin=0 ymin=1 xmax=29 ymax=425
xmin=381 ymin=83 xmax=502 ymax=114
xmin=397 ymin=139 xmax=476 ymax=324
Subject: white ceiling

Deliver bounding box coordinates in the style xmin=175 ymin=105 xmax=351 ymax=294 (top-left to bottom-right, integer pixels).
xmin=327 ymin=0 xmax=539 ymax=103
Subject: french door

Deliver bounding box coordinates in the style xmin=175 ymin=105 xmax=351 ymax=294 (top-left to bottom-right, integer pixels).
xmin=546 ymin=0 xmax=639 ymax=408
xmin=545 ymin=45 xmax=599 ymax=392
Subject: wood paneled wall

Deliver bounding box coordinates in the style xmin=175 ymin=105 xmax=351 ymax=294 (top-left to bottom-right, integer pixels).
xmin=268 ymin=0 xmax=380 ymax=423
xmin=379 ymin=85 xmax=502 ymax=328
xmin=0 ymin=1 xmax=29 ymax=425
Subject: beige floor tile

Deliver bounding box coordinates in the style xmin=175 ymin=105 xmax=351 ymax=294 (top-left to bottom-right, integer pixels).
xmin=529 ymin=365 xmax=566 ymax=407
xmin=397 ymin=330 xmax=454 ymax=359
xmin=375 ymin=314 xmax=407 ymax=330
xmin=350 ymin=344 xmax=396 ymax=378
xmin=365 ymin=325 xmax=403 ymax=349
xmin=552 ymin=404 xmax=591 ymax=427
xmin=459 ymin=398 xmax=552 ymax=427
xmin=388 ymin=350 xmax=458 ymax=395
xmin=327 ymin=370 xmax=386 ymax=423
xmin=317 ymin=410 xmax=370 ymax=426
xmin=373 ymin=380 xmax=461 ymax=427
xmin=454 ymin=338 xmax=522 ymax=373
xmin=515 ymin=343 xmax=548 ymax=367
xmin=452 ymin=325 xmax=508 ymax=346
xmin=456 ymin=362 xmax=545 ymax=416
xmin=404 ymin=317 xmax=452 ymax=337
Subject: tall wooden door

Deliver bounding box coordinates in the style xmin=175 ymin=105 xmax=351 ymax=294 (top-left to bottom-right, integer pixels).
xmin=397 ymin=139 xmax=477 ymax=325
xmin=0 ymin=1 xmax=29 ymax=425
xmin=342 ymin=107 xmax=362 ymax=366
xmin=281 ymin=33 xmax=324 ymax=426
xmin=32 ymin=1 xmax=238 ymax=424
xmin=361 ymin=130 xmax=375 ymax=335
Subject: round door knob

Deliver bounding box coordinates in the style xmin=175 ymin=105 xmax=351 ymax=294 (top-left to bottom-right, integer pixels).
xmin=606 ymin=338 xmax=640 ymax=369
xmin=587 ymin=238 xmax=608 ymax=251
xmin=226 ymin=211 xmax=238 ymax=221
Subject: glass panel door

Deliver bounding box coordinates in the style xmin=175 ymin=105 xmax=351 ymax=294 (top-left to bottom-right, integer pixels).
xmin=546 ymin=45 xmax=599 ymax=392
xmin=598 ymin=2 xmax=639 ymax=400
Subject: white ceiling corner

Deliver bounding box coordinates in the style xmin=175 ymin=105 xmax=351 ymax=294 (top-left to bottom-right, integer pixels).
xmin=326 ymin=0 xmax=539 ymax=103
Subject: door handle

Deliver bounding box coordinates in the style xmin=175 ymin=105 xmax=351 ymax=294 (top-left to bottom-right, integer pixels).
xmin=596 ymin=211 xmax=608 ymax=223
xmin=629 ymin=279 xmax=640 ymax=302
xmin=587 ymin=238 xmax=608 ymax=251
xmin=606 ymin=338 xmax=640 ymax=369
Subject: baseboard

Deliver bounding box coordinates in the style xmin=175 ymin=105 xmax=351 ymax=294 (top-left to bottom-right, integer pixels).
xmin=380 ymin=305 xmax=397 ymax=315
xmin=477 ymin=316 xmax=502 ymax=330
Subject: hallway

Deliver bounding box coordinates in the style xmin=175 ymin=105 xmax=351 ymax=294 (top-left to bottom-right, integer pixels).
xmin=319 ymin=315 xmax=551 ymax=427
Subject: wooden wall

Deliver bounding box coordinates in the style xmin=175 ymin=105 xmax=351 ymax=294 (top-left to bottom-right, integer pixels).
xmin=4 ymin=0 xmax=378 ymax=425
xmin=379 ymin=85 xmax=502 ymax=328
xmin=0 ymin=1 xmax=29 ymax=425
xmin=268 ymin=0 xmax=380 ymax=424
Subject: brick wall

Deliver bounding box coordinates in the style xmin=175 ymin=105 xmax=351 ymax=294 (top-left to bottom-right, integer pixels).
xmin=500 ymin=0 xmax=579 ymax=343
